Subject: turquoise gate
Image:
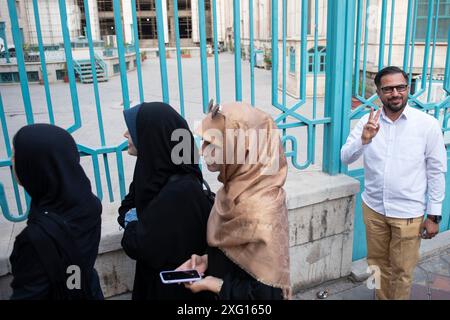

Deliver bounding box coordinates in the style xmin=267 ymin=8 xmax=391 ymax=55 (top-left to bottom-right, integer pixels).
xmin=0 ymin=0 xmax=449 ymax=261
xmin=342 ymin=0 xmax=450 ymax=260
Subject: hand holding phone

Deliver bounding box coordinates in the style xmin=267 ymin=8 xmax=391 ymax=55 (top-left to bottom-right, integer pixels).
xmin=176 ymin=254 xmax=208 ymax=275
xmin=159 ymin=269 xmax=202 ymax=284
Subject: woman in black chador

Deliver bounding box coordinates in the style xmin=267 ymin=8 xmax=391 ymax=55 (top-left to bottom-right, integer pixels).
xmin=118 ymin=102 xmax=213 ymax=300
xmin=9 ymin=124 xmax=103 ymax=300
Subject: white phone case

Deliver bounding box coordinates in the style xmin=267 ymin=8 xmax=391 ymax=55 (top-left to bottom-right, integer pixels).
xmin=159 ymin=270 xmax=202 ymax=284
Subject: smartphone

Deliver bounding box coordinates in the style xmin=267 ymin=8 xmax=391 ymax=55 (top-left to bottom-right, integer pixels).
xmin=159 ymin=269 xmax=202 ymax=284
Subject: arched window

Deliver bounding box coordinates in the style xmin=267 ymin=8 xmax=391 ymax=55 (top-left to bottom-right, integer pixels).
xmin=289 ymin=46 xmax=296 ymax=74
xmin=307 ymin=46 xmax=326 ymax=74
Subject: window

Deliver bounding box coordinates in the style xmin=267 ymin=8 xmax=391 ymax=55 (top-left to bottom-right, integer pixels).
xmin=0 ymin=72 xmax=37 ymax=82
xmin=289 ymin=47 xmax=296 ymax=74
xmin=307 ymin=46 xmax=326 ymax=73
xmin=99 ymin=18 xmax=115 ymax=36
xmin=76 ymin=0 xmax=85 ymax=12
xmin=136 ymin=0 xmax=155 ymax=11
xmin=416 ymin=0 xmax=450 ymax=41
xmin=138 ymin=17 xmax=158 ymax=39
xmin=113 ymin=63 xmax=120 ymax=74
xmin=179 ymin=17 xmax=192 ymax=39
xmin=80 ymin=19 xmax=86 ymax=36
xmin=27 ymin=71 xmax=39 ymax=82
xmin=178 ymin=0 xmax=191 ymax=11
xmin=56 ymin=69 xmax=66 ymax=80
xmin=98 ymin=0 xmax=113 ymax=12
xmin=0 ymin=72 xmax=19 ymax=83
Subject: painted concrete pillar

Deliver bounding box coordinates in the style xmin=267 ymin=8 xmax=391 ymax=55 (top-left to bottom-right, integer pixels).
xmin=162 ymin=0 xmax=169 ymax=44
xmin=87 ymin=0 xmax=101 ymax=40
xmin=122 ymin=0 xmax=133 ymax=44
xmin=191 ymin=0 xmax=199 ymax=43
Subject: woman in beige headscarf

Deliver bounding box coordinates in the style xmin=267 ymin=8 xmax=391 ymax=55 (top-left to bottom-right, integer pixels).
xmin=177 ymin=101 xmax=291 ymax=300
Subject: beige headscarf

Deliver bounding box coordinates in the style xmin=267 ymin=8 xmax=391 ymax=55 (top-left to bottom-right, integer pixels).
xmin=195 ymin=102 xmax=291 ymax=298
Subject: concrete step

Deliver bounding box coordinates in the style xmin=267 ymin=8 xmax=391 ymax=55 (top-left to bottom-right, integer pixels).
xmin=80 ymin=74 xmax=106 ymax=78
xmin=80 ymin=69 xmax=104 ymax=73
xmin=78 ymin=61 xmax=101 ymax=66
xmin=80 ymin=65 xmax=103 ymax=69
xmin=80 ymin=68 xmax=103 ymax=72
xmin=79 ymin=73 xmax=106 ymax=77
xmin=81 ymin=79 xmax=108 ymax=84
xmin=79 ymin=74 xmax=106 ymax=79
xmin=81 ymin=77 xmax=108 ymax=83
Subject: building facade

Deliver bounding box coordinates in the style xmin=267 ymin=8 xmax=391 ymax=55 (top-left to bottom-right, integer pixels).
xmin=218 ymin=0 xmax=328 ymax=97
xmin=220 ymin=0 xmax=448 ymax=98
xmin=0 ymin=0 xmax=213 ymax=50
xmin=75 ymin=0 xmax=213 ymax=48
xmin=1 ymin=1 xmax=448 ymax=98
xmin=0 ymin=0 xmax=82 ymax=48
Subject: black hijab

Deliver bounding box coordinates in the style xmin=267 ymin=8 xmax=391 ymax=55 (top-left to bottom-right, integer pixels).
xmin=119 ymin=103 xmax=215 ymax=300
xmin=131 ymin=102 xmax=202 ymax=214
xmin=10 ymin=124 xmax=102 ymax=299
xmin=13 ymin=124 xmax=101 ymax=226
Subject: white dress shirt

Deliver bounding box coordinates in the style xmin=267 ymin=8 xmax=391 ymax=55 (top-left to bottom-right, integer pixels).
xmin=341 ymin=106 xmax=447 ymax=218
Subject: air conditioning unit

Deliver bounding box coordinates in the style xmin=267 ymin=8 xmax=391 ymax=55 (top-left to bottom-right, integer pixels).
xmin=103 ymin=35 xmax=116 ymax=48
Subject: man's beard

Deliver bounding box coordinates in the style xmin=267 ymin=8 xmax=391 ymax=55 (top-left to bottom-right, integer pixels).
xmin=384 ymin=97 xmax=407 ymax=113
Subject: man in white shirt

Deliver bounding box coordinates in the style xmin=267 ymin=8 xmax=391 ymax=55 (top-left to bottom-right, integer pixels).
xmin=341 ymin=66 xmax=447 ymax=300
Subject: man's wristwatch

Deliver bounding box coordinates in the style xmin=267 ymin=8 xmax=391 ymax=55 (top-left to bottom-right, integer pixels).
xmin=427 ymin=215 xmax=442 ymax=224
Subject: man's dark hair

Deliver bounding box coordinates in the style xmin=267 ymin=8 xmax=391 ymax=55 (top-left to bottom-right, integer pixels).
xmin=374 ymin=66 xmax=408 ymax=88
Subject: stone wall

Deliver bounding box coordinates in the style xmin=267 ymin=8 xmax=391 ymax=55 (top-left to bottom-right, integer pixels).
xmin=285 ymin=171 xmax=358 ymax=292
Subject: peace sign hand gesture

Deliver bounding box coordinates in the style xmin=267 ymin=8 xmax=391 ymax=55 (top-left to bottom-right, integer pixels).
xmin=362 ymin=108 xmax=381 ymax=145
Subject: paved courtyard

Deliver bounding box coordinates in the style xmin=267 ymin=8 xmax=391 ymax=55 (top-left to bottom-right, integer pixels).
xmin=0 ymin=52 xmax=337 ymax=220
xmin=295 ymin=244 xmax=450 ymax=300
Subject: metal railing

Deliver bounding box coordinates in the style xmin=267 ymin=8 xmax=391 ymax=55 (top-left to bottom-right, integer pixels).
xmin=73 ymin=56 xmax=107 ymax=83
xmin=342 ymin=0 xmax=450 ymax=260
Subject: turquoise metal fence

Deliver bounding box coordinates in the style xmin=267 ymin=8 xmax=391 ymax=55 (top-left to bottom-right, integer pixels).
xmin=343 ymin=0 xmax=450 ymax=260
xmin=0 ymin=0 xmax=449 ymax=262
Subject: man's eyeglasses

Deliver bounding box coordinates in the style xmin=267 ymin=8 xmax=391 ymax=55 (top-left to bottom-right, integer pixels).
xmin=380 ymin=84 xmax=408 ymax=94
xmin=208 ymin=99 xmax=222 ymax=118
